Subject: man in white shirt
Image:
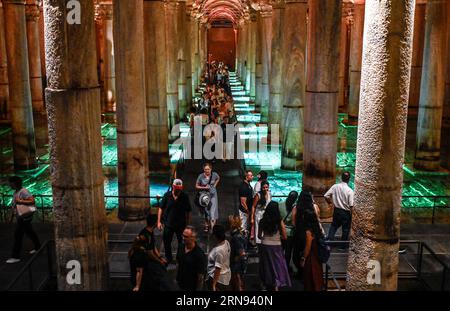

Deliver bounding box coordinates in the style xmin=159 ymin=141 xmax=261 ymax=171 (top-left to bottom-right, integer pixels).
xmin=324 ymin=171 xmax=354 ymax=242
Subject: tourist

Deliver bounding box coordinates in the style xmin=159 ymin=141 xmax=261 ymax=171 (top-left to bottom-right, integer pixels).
xmin=229 ymin=215 xmax=247 ymax=291
xmin=157 ymin=179 xmax=192 ymax=264
xmin=257 ymin=201 xmax=291 ymax=291
xmin=299 ymin=208 xmax=324 ymax=291
xmin=238 ymin=170 xmax=254 ymax=236
xmin=129 ymin=236 xmax=151 ymax=291
xmin=176 ymin=226 xmax=206 ymax=291
xmin=325 ymin=171 xmax=354 ymax=244
xmin=292 ymin=190 xmax=316 ymax=276
xmin=139 ymin=213 xmax=167 ymax=266
xmin=279 ymin=190 xmax=299 ymax=271
xmin=196 ymin=163 xmax=220 ymax=232
xmin=251 ymin=181 xmax=271 ymax=246
xmin=206 ymin=224 xmax=231 ymax=291
xmin=254 ymin=170 xmax=268 ymax=193
xmin=6 ymin=176 xmax=41 ymax=264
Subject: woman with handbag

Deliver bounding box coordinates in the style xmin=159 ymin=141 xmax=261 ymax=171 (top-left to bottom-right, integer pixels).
xmin=6 ymin=176 xmax=41 ymax=264
xmin=196 ymin=162 xmax=220 ymax=233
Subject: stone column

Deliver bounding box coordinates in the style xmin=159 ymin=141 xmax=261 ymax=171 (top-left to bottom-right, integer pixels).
xmin=303 ymin=0 xmax=341 ymax=218
xmin=249 ymin=13 xmax=257 ymax=99
xmin=113 ymin=0 xmax=150 ymax=220
xmin=144 ymin=0 xmax=170 ymax=173
xmin=43 ymin=0 xmax=108 ymax=290
xmin=190 ymin=16 xmax=199 ymax=93
xmin=26 ymin=0 xmax=47 ymax=147
xmin=408 ymin=1 xmax=426 ymax=116
xmin=260 ymin=7 xmax=272 ymax=123
xmin=281 ymin=0 xmax=307 ymax=171
xmin=240 ymin=22 xmax=248 ymax=85
xmin=348 ymin=1 xmax=365 ymax=125
xmin=268 ymin=0 xmax=285 ymax=126
xmin=338 ymin=2 xmax=352 ymax=113
xmin=3 ymin=0 xmax=37 ymax=170
xmin=0 ymin=1 xmax=8 ymax=120
xmin=94 ymin=2 xmax=106 ymax=113
xmin=104 ymin=3 xmax=115 ymax=113
xmin=177 ymin=1 xmax=187 ymax=119
xmin=166 ymin=0 xmax=179 ymax=131
xmin=346 ymin=0 xmax=415 ymax=291
xmin=245 ymin=17 xmax=253 ymax=94
xmin=414 ymin=0 xmax=449 ymax=171
xmin=185 ymin=8 xmax=192 ymax=106
xmin=255 ymin=14 xmax=263 ymax=109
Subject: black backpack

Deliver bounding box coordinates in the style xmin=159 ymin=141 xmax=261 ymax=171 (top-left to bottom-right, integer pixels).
xmin=317 ymin=237 xmax=331 ymax=264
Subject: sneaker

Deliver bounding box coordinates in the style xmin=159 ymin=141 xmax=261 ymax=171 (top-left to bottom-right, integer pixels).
xmin=6 ymin=258 xmax=21 ymax=264
xmin=29 ymin=249 xmax=37 ymax=255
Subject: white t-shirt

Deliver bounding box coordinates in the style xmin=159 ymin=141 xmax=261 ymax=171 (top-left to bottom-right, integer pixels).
xmin=207 ymin=240 xmax=231 ymax=285
xmin=324 ymin=182 xmax=354 ymax=211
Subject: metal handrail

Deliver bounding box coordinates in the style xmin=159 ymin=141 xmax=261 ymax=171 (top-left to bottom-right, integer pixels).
xmin=323 ymin=240 xmax=450 ymax=291
xmin=5 ymin=240 xmax=55 ymax=291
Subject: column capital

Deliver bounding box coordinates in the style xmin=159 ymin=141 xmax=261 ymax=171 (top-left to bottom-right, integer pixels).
xmin=164 ymin=0 xmax=178 ymax=10
xmin=25 ymin=0 xmax=40 ymax=22
xmin=270 ymin=0 xmax=285 ymax=9
xmin=2 ymin=0 xmax=26 ymax=5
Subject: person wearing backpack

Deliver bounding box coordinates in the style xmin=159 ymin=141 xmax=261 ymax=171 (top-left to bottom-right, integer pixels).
xmin=6 ymin=176 xmax=41 ymax=264
xmin=299 ymin=208 xmax=325 ymax=291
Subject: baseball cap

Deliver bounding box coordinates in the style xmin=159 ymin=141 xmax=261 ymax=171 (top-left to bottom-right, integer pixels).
xmin=172 ymin=179 xmax=183 ymax=190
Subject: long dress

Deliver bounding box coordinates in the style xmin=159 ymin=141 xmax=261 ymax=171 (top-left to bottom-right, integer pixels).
xmin=254 ymin=191 xmax=271 ymax=245
xmin=196 ymin=172 xmax=220 ymax=221
xmin=303 ymin=236 xmax=324 ymax=291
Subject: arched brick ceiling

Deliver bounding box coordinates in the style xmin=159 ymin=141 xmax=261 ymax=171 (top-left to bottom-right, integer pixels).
xmin=193 ymin=0 xmax=250 ymax=25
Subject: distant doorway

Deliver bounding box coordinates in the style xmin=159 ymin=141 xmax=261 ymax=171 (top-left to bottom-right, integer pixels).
xmin=207 ymin=27 xmax=236 ymax=70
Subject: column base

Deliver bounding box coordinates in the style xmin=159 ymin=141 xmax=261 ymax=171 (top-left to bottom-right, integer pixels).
xmin=281 ymin=156 xmax=302 ymax=171
xmin=347 ymin=115 xmax=358 ymax=126
xmin=413 ymin=158 xmax=441 ymax=171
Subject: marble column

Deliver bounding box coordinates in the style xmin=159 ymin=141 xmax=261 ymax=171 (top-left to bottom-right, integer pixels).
xmin=177 ymin=1 xmax=187 ymax=119
xmin=338 ymin=2 xmax=352 ymax=113
xmin=144 ymin=0 xmax=170 ymax=173
xmin=94 ymin=2 xmax=106 ymax=114
xmin=346 ymin=0 xmax=415 ymax=291
xmin=190 ymin=16 xmax=199 ymax=93
xmin=281 ymin=0 xmax=307 ymax=171
xmin=260 ymin=7 xmax=272 ymax=123
xmin=268 ymin=0 xmax=285 ymax=126
xmin=249 ymin=13 xmax=257 ymax=99
xmin=348 ymin=1 xmax=365 ymax=125
xmin=414 ymin=0 xmax=450 ymax=171
xmin=255 ymin=15 xmax=263 ymax=109
xmin=43 ymin=0 xmax=108 ymax=290
xmin=26 ymin=0 xmax=48 ymax=146
xmin=245 ymin=19 xmax=252 ymax=94
xmin=104 ymin=4 xmax=115 ymax=113
xmin=165 ymin=0 xmax=179 ymax=131
xmin=241 ymin=22 xmax=248 ymax=86
xmin=185 ymin=8 xmax=192 ymax=106
xmin=3 ymin=0 xmax=37 ymax=170
xmin=408 ymin=1 xmax=426 ymax=116
xmin=0 ymin=1 xmax=8 ymax=120
xmin=113 ymin=0 xmax=150 ymax=220
xmin=303 ymin=0 xmax=341 ymax=218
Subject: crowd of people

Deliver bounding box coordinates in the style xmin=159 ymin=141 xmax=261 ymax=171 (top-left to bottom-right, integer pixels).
xmin=189 ymin=61 xmax=237 ymax=162
xmin=126 ymin=61 xmax=355 ymax=292
xmin=127 ymin=170 xmax=354 ymax=292
xmin=3 ymin=61 xmax=355 ymax=293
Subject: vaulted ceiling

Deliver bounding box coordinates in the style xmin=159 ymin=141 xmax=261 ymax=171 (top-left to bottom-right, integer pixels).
xmin=191 ymin=0 xmax=254 ymax=25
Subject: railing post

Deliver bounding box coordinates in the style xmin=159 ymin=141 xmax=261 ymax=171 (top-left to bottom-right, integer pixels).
xmin=442 ymin=266 xmax=447 ymax=291
xmin=432 ymin=196 xmax=436 ymax=224
xmin=47 ymin=241 xmax=53 ymax=280
xmin=28 ymin=266 xmax=33 ymax=290
xmin=418 ymin=242 xmax=423 ymax=281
